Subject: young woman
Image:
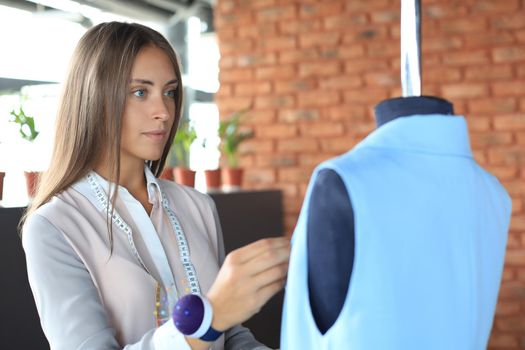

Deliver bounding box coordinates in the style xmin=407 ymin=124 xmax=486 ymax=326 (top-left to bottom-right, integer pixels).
xmin=21 ymin=22 xmax=290 ymax=350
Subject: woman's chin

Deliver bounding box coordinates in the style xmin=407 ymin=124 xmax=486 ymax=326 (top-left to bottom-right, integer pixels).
xmin=146 ymin=156 xmax=163 ymax=162
xmin=141 ymin=152 xmax=163 ymax=163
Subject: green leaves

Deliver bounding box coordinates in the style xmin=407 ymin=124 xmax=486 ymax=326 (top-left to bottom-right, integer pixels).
xmin=9 ymin=107 xmax=39 ymax=142
xmin=170 ymin=120 xmax=197 ymax=168
xmin=219 ymin=108 xmax=253 ymax=168
xmin=167 ymin=107 xmax=254 ymax=169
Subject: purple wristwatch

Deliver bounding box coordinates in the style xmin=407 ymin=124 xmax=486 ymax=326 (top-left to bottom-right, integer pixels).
xmin=173 ymin=294 xmax=223 ymax=342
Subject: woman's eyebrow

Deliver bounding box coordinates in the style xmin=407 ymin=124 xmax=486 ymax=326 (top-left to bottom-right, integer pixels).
xmin=130 ymin=79 xmax=153 ymax=85
xmin=130 ymin=78 xmax=178 ymax=86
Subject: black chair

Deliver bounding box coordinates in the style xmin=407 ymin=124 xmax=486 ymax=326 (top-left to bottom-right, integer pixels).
xmin=0 ymin=207 xmax=49 ymax=350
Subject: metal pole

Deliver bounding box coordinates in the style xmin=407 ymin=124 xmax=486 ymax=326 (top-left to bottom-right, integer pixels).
xmin=400 ymin=0 xmax=421 ymax=97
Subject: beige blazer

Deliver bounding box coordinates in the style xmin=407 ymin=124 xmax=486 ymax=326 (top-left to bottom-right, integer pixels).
xmin=23 ymin=173 xmax=267 ymax=350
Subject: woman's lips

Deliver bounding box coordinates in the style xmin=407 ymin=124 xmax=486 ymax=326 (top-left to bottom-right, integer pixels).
xmin=143 ymin=130 xmax=166 ymax=141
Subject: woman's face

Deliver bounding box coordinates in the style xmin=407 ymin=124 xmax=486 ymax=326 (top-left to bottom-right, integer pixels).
xmin=120 ymin=45 xmax=178 ymax=165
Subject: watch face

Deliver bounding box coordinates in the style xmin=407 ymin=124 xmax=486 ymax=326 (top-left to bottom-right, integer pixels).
xmin=173 ymin=294 xmax=205 ymax=335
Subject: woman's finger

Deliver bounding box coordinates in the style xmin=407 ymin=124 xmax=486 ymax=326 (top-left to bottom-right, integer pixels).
xmin=228 ymin=237 xmax=290 ymax=264
xmin=254 ymin=278 xmax=287 ymax=309
xmin=250 ymin=262 xmax=289 ymax=290
xmin=242 ymin=245 xmax=290 ymax=277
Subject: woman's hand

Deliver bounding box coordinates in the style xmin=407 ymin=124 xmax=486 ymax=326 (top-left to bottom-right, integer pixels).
xmin=206 ymin=237 xmax=291 ymax=331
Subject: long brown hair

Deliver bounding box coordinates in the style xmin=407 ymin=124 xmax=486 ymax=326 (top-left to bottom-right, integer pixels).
xmin=22 ymin=22 xmax=183 ymax=235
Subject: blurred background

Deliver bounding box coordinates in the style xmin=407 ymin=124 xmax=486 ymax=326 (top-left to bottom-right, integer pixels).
xmin=0 ymin=2 xmax=288 ymax=348
xmin=0 ymin=0 xmax=221 ymax=206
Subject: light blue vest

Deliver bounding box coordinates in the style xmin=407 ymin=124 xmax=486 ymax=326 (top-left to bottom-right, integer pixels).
xmin=281 ymin=115 xmax=511 ymax=350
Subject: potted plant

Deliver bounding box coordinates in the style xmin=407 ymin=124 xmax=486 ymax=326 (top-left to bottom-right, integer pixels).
xmin=0 ymin=141 xmax=4 ymax=202
xmin=201 ymin=136 xmax=222 ymax=191
xmin=170 ymin=120 xmax=197 ymax=187
xmin=159 ymin=166 xmax=175 ymax=181
xmin=219 ymin=108 xmax=254 ymax=190
xmin=160 ymin=145 xmax=175 ymax=181
xmin=9 ymin=106 xmax=40 ymax=198
xmin=0 ymin=142 xmax=4 ymax=201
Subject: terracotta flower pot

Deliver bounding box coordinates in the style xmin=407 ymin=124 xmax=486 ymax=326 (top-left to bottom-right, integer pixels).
xmin=0 ymin=172 xmax=5 ymax=201
xmin=173 ymin=167 xmax=196 ymax=187
xmin=204 ymin=169 xmax=222 ymax=191
xmin=24 ymin=171 xmax=40 ymax=198
xmin=160 ymin=167 xmax=174 ymax=181
xmin=221 ymin=168 xmax=243 ymax=190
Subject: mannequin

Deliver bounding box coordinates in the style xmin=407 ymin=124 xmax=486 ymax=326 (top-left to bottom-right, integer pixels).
xmin=308 ymin=0 xmax=455 ymax=331
xmin=307 ymin=97 xmax=454 ymax=333
xmin=282 ymin=1 xmax=511 ymax=349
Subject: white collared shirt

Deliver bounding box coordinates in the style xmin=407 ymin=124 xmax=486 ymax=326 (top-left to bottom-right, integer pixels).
xmin=90 ymin=169 xmax=182 ymax=304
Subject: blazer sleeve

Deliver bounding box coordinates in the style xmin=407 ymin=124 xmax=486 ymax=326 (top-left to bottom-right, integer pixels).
xmin=206 ymin=197 xmax=271 ymax=350
xmin=22 ymin=213 xmax=191 ymax=350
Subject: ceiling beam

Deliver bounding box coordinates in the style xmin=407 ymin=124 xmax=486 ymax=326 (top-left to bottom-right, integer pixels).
xmin=22 ymin=0 xmax=172 ymax=22
xmin=168 ymin=0 xmax=200 ymax=26
xmin=0 ymin=77 xmax=56 ymax=93
xmin=0 ymin=0 xmax=42 ymax=12
xmin=142 ymin=0 xmax=187 ymax=13
xmin=77 ymin=0 xmax=171 ymax=22
xmin=0 ymin=0 xmax=215 ymax=27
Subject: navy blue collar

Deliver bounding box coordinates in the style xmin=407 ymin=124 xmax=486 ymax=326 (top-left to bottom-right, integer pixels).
xmin=374 ymin=96 xmax=454 ymax=127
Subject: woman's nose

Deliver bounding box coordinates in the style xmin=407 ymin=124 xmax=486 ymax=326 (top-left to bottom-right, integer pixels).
xmin=151 ymin=95 xmax=169 ymax=121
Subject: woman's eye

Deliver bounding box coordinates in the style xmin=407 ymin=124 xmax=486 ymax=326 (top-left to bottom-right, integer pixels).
xmin=133 ymin=89 xmax=146 ymax=97
xmin=164 ymin=89 xmax=176 ymax=98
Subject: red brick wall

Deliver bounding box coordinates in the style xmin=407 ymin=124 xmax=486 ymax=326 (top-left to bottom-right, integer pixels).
xmin=214 ymin=0 xmax=525 ymax=347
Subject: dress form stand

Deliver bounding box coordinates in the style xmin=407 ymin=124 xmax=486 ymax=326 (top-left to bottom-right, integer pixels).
xmin=307 ymin=0 xmax=454 ymax=333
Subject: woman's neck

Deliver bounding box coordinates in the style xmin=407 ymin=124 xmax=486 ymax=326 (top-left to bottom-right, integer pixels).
xmin=93 ymin=157 xmax=153 ymax=215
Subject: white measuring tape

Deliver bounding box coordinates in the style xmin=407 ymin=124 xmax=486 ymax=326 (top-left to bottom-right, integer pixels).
xmin=87 ymin=172 xmax=202 ymax=302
